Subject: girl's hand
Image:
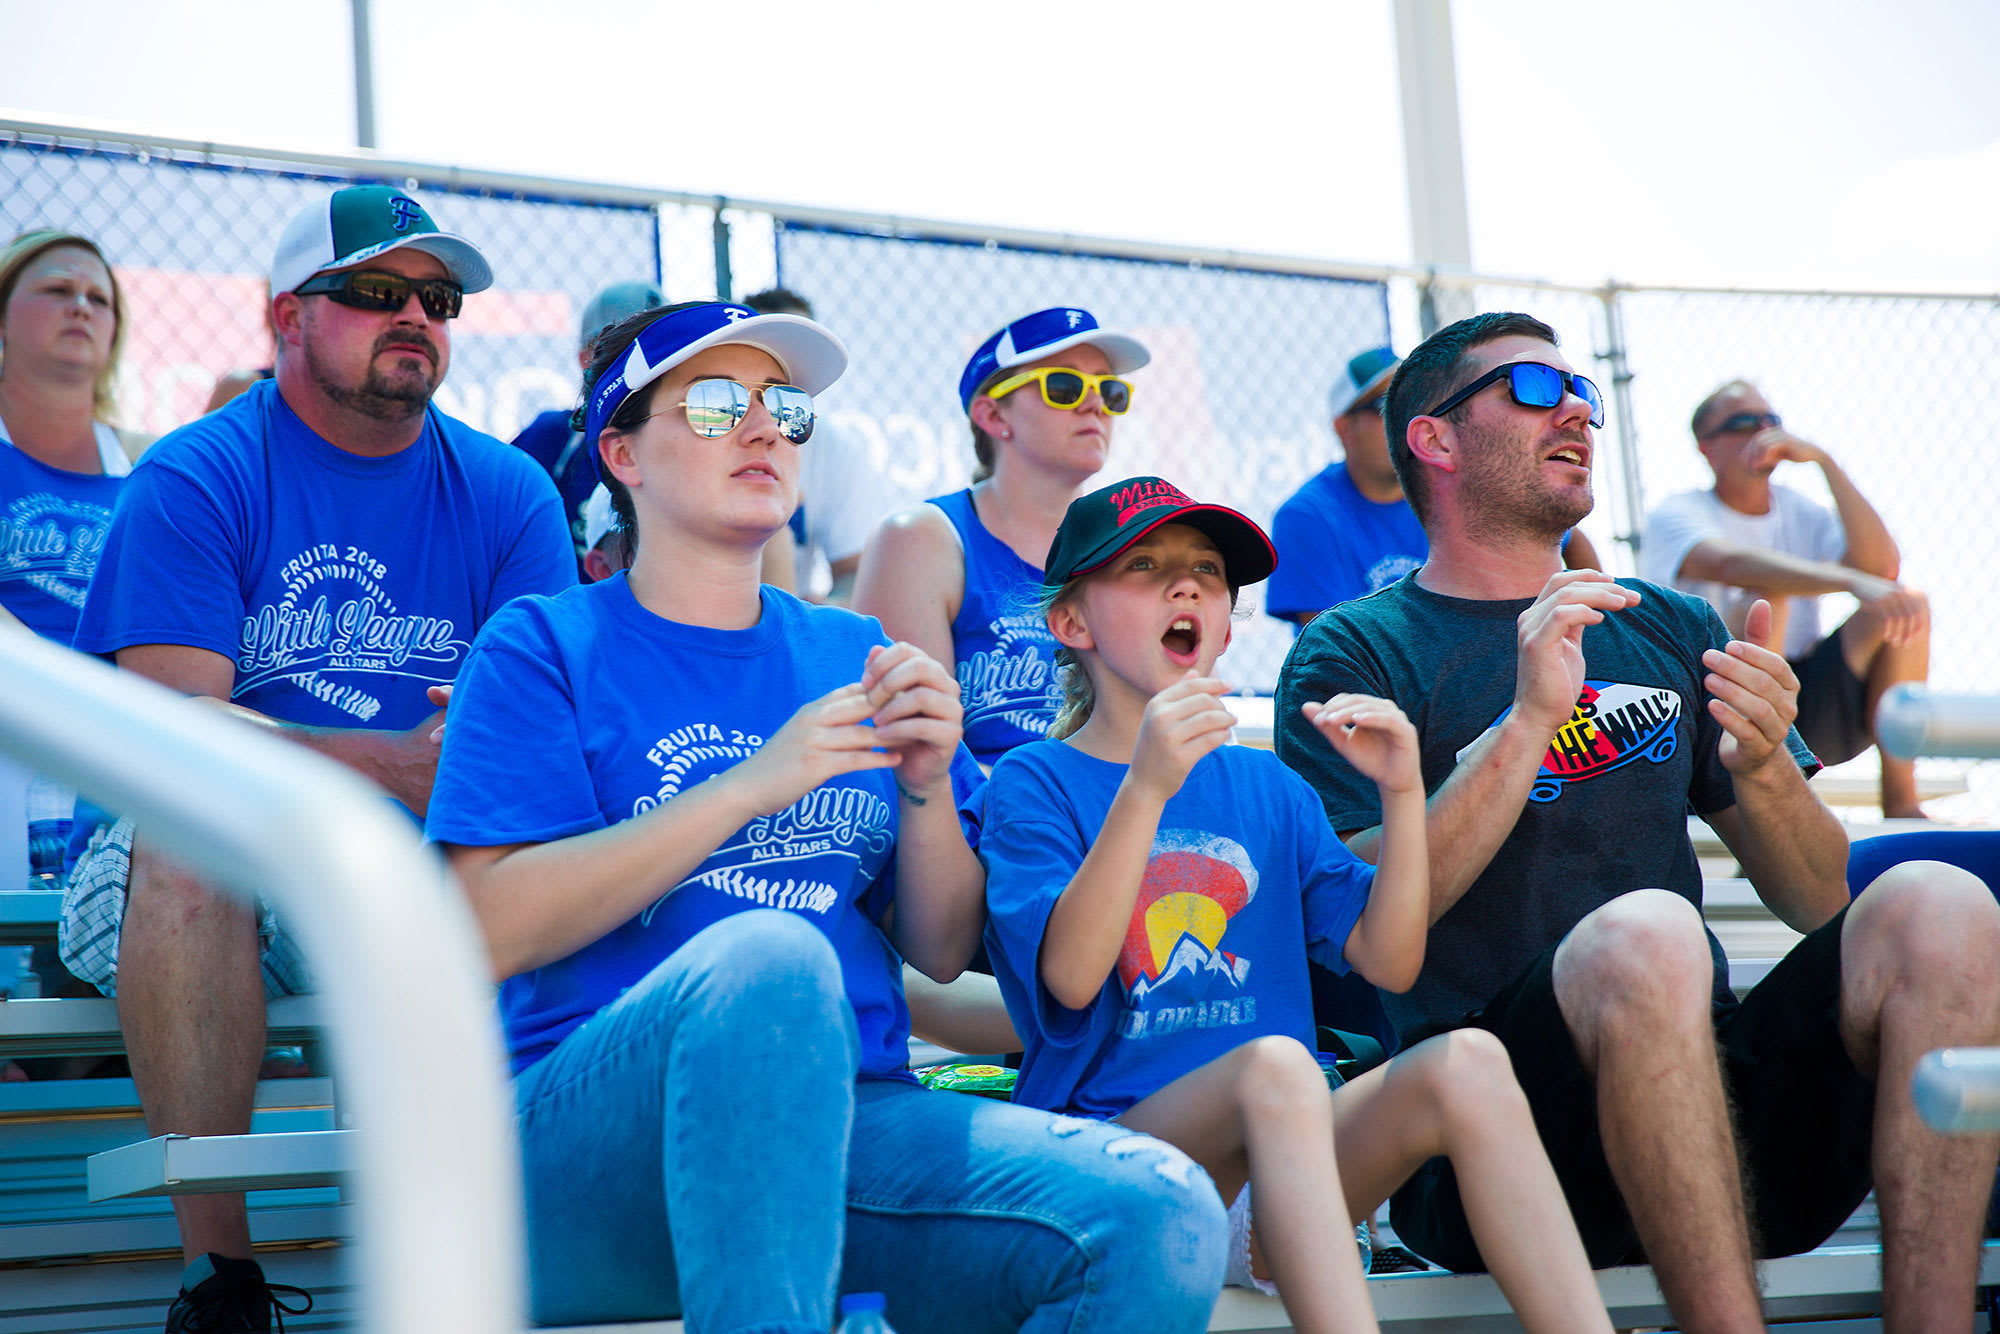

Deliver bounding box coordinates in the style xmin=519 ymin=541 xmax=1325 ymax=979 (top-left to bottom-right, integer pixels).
xmin=861 ymin=642 xmax=963 ymax=797
xmin=1303 ymin=694 xmax=1422 ymax=797
xmin=1128 ymin=672 xmax=1236 ymax=804
xmin=728 ymin=683 xmax=900 ymax=817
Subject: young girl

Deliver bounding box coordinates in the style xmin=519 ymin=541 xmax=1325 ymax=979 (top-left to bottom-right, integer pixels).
xmin=981 ymin=475 xmax=1612 ymax=1334
xmin=425 ymin=307 xmax=1226 ymax=1332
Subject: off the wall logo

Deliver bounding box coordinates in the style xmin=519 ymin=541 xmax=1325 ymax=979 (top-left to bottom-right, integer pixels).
xmin=0 ymin=493 xmax=112 ymax=608
xmin=1117 ymin=830 xmax=1261 ymax=1040
xmin=1459 ymin=680 xmax=1682 ymax=803
xmin=959 ymin=611 xmax=1061 ymax=736
xmin=636 ymin=721 xmax=893 ymax=924
xmin=235 ymin=544 xmax=468 ymax=722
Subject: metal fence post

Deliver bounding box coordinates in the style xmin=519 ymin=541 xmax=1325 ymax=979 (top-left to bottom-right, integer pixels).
xmin=1598 ymin=282 xmax=1644 ymax=571
xmin=712 ymin=199 xmax=733 ymax=301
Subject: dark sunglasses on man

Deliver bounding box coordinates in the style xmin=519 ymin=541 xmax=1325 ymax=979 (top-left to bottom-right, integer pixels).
xmin=293 ymin=269 xmax=465 ymax=320
xmin=1701 ymin=411 xmax=1782 ymax=439
xmin=1425 ymin=361 xmax=1605 ymax=429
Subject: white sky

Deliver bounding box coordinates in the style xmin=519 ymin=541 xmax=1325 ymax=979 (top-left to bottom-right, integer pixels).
xmin=4 ymin=0 xmax=1998 ymax=293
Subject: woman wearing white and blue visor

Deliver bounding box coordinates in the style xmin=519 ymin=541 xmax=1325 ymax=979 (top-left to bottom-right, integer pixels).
xmin=425 ymin=301 xmax=1225 ymax=1332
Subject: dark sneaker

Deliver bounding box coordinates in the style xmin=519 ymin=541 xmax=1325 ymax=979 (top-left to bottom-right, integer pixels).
xmin=164 ymin=1254 xmax=313 ymax=1333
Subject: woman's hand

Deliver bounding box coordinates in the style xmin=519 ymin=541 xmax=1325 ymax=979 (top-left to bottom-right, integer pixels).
xmin=1302 ymin=693 xmax=1422 ymax=797
xmin=1127 ymin=672 xmax=1236 ymax=804
xmin=726 ymin=683 xmax=900 ymax=817
xmin=861 ymin=641 xmax=963 ymax=797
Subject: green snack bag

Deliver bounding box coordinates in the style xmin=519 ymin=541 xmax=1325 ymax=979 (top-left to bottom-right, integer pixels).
xmin=915 ymin=1062 xmax=1017 ymax=1100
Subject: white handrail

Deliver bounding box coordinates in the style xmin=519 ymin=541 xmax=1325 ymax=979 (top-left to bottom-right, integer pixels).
xmin=0 ymin=625 xmax=522 ymax=1333
xmin=1914 ymin=1049 xmax=2000 ymax=1133
xmin=1874 ymin=684 xmax=2000 ymax=760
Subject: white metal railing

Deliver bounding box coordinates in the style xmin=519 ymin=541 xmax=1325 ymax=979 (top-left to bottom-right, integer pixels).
xmin=1875 ymin=684 xmax=2000 ymax=761
xmin=1868 ymin=683 xmax=2000 ymax=1131
xmin=0 ymin=624 xmax=522 ymax=1332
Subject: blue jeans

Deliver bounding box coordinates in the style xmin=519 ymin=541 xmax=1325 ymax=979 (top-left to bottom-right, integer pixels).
xmin=516 ymin=911 xmax=1226 ymax=1333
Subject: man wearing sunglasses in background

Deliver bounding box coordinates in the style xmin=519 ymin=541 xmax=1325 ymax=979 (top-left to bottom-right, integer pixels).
xmin=61 ymin=185 xmax=574 ymax=1332
xmin=1642 ymin=381 xmax=1931 ymax=819
xmin=1266 ymin=345 xmax=1602 ymax=634
xmin=1275 ymin=311 xmax=1998 ymax=1332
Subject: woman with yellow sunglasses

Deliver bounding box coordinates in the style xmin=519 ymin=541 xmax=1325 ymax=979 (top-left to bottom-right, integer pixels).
xmin=854 ymin=306 xmax=1149 ymax=770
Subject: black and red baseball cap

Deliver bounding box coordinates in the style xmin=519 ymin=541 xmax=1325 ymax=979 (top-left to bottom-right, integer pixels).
xmin=1044 ymin=476 xmax=1277 ymax=589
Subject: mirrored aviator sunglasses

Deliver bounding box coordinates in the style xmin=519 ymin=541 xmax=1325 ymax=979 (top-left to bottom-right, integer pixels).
xmin=677 ymin=378 xmax=816 ymax=444
xmin=294 ymin=269 xmax=464 ymax=320
xmin=1427 ymin=361 xmax=1605 ymax=428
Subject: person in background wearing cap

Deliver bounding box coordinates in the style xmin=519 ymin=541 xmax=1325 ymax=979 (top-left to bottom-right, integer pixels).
xmin=1275 ymin=312 xmax=2000 ymax=1331
xmin=854 ymin=306 xmax=1149 ymax=770
xmin=426 ymin=302 xmax=1226 ymax=1332
xmin=59 ymin=185 xmax=576 ymax=1332
xmin=743 ymin=287 xmax=907 ymax=604
xmin=979 ymin=475 xmax=1610 ymax=1333
xmin=509 ymin=280 xmax=660 ymax=547
xmin=576 ymin=483 xmax=632 ymax=582
xmin=1267 ymin=346 xmax=1600 ymax=632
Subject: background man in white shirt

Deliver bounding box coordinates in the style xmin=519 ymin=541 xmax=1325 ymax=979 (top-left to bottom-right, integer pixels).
xmin=1642 ymin=380 xmax=1930 ymax=817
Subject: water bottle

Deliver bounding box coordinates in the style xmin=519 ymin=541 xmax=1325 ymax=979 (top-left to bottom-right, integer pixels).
xmin=834 ymin=1291 xmax=896 ymax=1334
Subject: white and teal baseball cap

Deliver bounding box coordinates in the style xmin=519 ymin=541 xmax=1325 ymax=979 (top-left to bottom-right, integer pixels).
xmin=270 ymin=184 xmax=492 ymax=296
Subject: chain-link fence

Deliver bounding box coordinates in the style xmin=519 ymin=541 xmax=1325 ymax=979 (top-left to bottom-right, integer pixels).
xmin=5 ymin=117 xmax=1995 ymax=720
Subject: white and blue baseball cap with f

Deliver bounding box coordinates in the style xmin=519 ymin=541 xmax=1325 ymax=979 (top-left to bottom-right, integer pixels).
xmin=958 ymin=307 xmax=1150 ymax=412
xmin=270 ymin=184 xmax=493 ymax=296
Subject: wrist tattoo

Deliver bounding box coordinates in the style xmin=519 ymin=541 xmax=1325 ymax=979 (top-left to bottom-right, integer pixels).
xmin=895 ymin=780 xmax=930 ymax=806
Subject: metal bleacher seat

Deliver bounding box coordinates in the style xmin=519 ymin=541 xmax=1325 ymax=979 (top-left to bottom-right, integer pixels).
xmin=0 ymin=627 xmax=518 ymax=1333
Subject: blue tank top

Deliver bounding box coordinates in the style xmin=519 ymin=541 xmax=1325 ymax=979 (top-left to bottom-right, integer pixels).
xmin=929 ymin=489 xmax=1062 ymax=765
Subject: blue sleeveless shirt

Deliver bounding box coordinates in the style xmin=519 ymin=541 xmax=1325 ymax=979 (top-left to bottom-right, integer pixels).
xmin=930 ymin=489 xmax=1062 ymax=765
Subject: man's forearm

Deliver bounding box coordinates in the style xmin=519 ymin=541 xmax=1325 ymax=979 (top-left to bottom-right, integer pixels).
xmin=1685 ymin=542 xmax=1872 ymax=597
xmin=1346 ymin=714 xmax=1552 ymax=924
xmin=1730 ymin=768 xmax=1850 ymax=933
xmin=281 ymin=722 xmax=427 ymax=809
xmin=1818 ymin=459 xmax=1899 ymax=578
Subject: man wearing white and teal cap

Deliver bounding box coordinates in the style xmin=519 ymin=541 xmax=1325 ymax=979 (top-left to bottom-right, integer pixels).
xmin=1266 ymin=346 xmax=1428 ymax=628
xmin=1269 ymin=346 xmax=1599 ymax=631
xmin=62 ymin=184 xmax=575 ymax=1333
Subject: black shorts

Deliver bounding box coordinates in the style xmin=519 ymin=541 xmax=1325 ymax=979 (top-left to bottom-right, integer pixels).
xmin=1389 ymin=907 xmax=1875 ymax=1271
xmin=1789 ymin=626 xmax=1872 ymax=766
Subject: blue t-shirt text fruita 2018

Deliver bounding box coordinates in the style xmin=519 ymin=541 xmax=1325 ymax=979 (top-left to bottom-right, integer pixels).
xmin=74 ymin=378 xmax=575 ymax=732
xmin=426 ymin=579 xmax=944 ymax=1081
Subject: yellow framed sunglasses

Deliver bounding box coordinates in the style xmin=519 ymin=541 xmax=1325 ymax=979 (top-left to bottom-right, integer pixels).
xmin=984 ymin=366 xmax=1135 ymax=415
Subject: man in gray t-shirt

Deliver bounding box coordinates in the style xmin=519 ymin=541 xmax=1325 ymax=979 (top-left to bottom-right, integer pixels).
xmin=1276 ymin=311 xmax=1999 ymax=1332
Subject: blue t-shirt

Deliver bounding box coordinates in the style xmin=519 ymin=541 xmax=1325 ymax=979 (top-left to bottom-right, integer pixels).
xmin=1265 ymin=463 xmax=1427 ymax=626
xmin=0 ymin=429 xmax=125 ymax=643
xmin=425 ymin=578 xmax=931 ymax=1080
xmin=982 ymin=740 xmax=1376 ymax=1120
xmin=508 ymin=408 xmax=597 ymax=547
xmin=74 ymin=379 xmax=574 ymax=729
xmin=930 ymin=489 xmax=1061 ymax=765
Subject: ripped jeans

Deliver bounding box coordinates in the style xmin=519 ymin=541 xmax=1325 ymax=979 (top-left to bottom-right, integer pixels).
xmin=516 ymin=910 xmax=1227 ymax=1333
